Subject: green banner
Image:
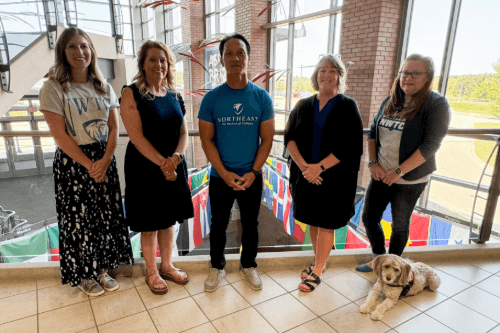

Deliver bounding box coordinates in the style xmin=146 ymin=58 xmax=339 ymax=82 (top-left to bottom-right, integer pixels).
xmin=0 ymin=228 xmax=49 ymax=263
xmin=335 ymin=226 xmax=348 ymax=250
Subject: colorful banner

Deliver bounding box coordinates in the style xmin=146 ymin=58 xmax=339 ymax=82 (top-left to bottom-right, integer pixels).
xmin=46 ymin=223 xmax=60 ymax=262
xmin=0 ymin=228 xmax=49 ymax=263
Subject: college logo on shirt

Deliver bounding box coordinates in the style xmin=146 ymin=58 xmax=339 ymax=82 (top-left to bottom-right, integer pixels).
xmin=379 ymin=115 xmax=405 ymax=131
xmin=234 ymin=103 xmax=244 ymax=115
xmin=216 ymin=102 xmax=259 ymax=126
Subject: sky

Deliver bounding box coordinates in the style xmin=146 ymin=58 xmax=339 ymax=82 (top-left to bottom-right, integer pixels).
xmin=407 ymin=0 xmax=500 ymax=76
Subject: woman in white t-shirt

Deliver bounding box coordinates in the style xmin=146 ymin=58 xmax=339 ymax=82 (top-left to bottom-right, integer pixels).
xmin=40 ymin=27 xmax=133 ymax=296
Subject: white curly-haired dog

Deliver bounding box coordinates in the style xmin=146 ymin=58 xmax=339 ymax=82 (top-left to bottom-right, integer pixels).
xmin=360 ymin=254 xmax=441 ymax=321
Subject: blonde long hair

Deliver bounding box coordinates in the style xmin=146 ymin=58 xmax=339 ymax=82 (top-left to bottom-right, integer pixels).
xmin=133 ymin=40 xmax=177 ymax=97
xmin=48 ymin=27 xmax=106 ymax=94
xmin=383 ymin=54 xmax=435 ymax=119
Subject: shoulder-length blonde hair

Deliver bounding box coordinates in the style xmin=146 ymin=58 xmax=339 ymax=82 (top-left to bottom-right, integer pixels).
xmin=311 ymin=54 xmax=347 ymax=94
xmin=133 ymin=40 xmax=177 ymax=97
xmin=383 ymin=54 xmax=435 ymax=119
xmin=48 ymin=27 xmax=106 ymax=95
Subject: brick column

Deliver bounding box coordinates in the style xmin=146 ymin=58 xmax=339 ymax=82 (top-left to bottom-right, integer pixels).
xmin=340 ymin=0 xmax=403 ymax=186
xmin=181 ymin=0 xmax=208 ymax=167
xmin=235 ymin=0 xmax=269 ymax=90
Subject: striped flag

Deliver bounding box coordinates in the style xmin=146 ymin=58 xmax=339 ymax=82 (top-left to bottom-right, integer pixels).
xmin=335 ymin=225 xmax=348 ymax=250
xmin=345 ymin=226 xmax=370 ymax=249
xmin=46 ymin=223 xmax=60 ymax=261
xmin=130 ymin=233 xmax=142 ymax=258
xmin=283 ymin=181 xmax=293 ymax=235
xmin=294 ymin=220 xmax=307 ymax=243
xmin=0 ymin=228 xmax=50 ymax=263
xmin=408 ymin=213 xmax=430 ymax=247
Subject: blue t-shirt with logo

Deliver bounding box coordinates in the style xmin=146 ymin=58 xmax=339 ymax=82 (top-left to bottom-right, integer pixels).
xmin=198 ymin=82 xmax=274 ymax=177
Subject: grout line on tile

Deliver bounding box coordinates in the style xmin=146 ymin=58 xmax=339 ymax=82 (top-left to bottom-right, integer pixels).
xmin=446 ymin=295 xmax=500 ymax=324
xmin=36 ymin=286 xmax=39 ymax=333
xmin=432 ymin=265 xmax=493 ymax=285
xmin=487 ymin=323 xmax=500 ymax=333
xmin=86 ymin=288 xmax=100 ymax=333
xmin=134 ymin=281 xmax=161 ymax=333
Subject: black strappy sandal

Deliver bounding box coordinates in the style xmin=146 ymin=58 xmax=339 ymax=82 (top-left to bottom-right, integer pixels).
xmin=299 ymin=272 xmax=321 ymax=292
xmin=301 ymin=262 xmax=315 ymax=279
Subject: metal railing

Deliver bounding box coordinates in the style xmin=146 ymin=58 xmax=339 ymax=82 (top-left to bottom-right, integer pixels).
xmin=1 ymin=127 xmax=500 ymax=244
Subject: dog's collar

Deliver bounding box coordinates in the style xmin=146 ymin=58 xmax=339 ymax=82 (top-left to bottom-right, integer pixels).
xmin=382 ymin=272 xmax=414 ymax=297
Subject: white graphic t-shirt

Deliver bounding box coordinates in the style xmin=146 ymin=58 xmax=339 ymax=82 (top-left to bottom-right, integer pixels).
xmin=378 ymin=115 xmax=429 ymax=184
xmin=40 ymin=79 xmax=120 ymax=145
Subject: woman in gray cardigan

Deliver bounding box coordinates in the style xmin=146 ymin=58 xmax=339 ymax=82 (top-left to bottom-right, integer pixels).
xmin=356 ymin=54 xmax=451 ymax=272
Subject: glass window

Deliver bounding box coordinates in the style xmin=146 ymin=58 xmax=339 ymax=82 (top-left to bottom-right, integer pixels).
xmin=333 ymin=13 xmax=342 ymax=54
xmin=124 ymin=40 xmax=134 ymax=56
xmin=204 ymin=0 xmax=235 ymax=36
xmin=123 ymin=25 xmax=133 ymax=40
xmin=76 ymin=2 xmax=111 ymax=22
xmin=174 ymin=61 xmax=184 ymax=92
xmin=291 ymin=17 xmax=330 ymax=109
xmin=446 ymin=0 xmax=500 ymax=106
xmin=122 ymin=6 xmax=132 ymax=24
xmin=206 ymin=0 xmax=216 ymax=14
xmin=172 ymin=6 xmax=182 ymax=27
xmin=272 ymin=26 xmax=289 ymax=111
xmin=295 ymin=0 xmax=331 ymax=17
xmin=406 ymin=0 xmax=453 ymax=91
xmin=272 ymin=0 xmax=290 ymax=22
xmin=220 ymin=9 xmax=235 ymax=34
xmin=79 ymin=20 xmax=113 ymax=37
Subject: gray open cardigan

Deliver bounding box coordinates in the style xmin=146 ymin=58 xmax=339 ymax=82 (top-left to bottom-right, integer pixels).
xmin=368 ymin=91 xmax=451 ymax=181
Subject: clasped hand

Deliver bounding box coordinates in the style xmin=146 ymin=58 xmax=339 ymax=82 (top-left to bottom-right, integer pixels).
xmin=302 ymin=163 xmax=323 ymax=185
xmin=221 ymin=171 xmax=255 ymax=191
xmin=160 ymin=156 xmax=179 ymax=181
xmin=88 ymin=157 xmax=111 ymax=183
xmin=370 ymin=164 xmax=401 ymax=186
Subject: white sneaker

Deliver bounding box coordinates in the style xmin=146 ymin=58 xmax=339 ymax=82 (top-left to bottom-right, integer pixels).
xmin=240 ymin=267 xmax=262 ymax=290
xmin=97 ymin=270 xmax=119 ymax=292
xmin=78 ymin=279 xmax=104 ymax=297
xmin=204 ymin=268 xmax=225 ymax=292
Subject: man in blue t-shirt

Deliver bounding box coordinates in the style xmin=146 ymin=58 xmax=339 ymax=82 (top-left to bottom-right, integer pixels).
xmin=198 ymin=33 xmax=275 ymax=292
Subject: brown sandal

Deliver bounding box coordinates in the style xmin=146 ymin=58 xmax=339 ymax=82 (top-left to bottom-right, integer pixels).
xmin=145 ymin=270 xmax=169 ymax=295
xmin=159 ymin=267 xmax=190 ymax=285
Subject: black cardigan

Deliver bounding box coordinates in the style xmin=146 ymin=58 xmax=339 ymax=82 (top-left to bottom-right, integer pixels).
xmin=284 ymin=94 xmax=363 ymax=196
xmin=368 ymin=91 xmax=451 ymax=181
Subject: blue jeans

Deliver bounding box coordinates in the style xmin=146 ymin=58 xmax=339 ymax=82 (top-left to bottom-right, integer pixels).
xmin=362 ymin=179 xmax=427 ymax=256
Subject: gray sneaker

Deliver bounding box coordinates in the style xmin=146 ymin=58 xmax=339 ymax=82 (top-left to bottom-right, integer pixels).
xmin=97 ymin=270 xmax=119 ymax=292
xmin=78 ymin=279 xmax=104 ymax=297
xmin=204 ymin=268 xmax=225 ymax=292
xmin=240 ymin=267 xmax=262 ymax=290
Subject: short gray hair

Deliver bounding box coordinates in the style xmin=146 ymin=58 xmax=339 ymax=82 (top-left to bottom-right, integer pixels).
xmin=310 ymin=54 xmax=347 ymax=93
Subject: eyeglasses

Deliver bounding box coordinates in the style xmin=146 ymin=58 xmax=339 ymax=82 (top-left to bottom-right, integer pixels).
xmin=399 ymin=71 xmax=426 ymax=78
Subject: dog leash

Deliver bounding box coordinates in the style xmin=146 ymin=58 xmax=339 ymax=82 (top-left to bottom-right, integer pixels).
xmin=383 ymin=272 xmax=414 ymax=297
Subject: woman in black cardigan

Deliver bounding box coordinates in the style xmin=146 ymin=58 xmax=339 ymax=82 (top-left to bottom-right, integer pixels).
xmin=356 ymin=54 xmax=451 ymax=273
xmin=284 ymin=55 xmax=363 ymax=292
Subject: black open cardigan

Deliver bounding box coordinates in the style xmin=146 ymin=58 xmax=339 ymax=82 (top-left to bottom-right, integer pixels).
xmin=283 ymin=94 xmax=363 ymax=227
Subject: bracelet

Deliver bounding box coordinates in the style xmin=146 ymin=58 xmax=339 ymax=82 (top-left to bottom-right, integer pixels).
xmin=250 ymin=168 xmax=260 ymax=177
xmin=173 ymin=152 xmax=182 ymax=161
xmin=319 ymin=163 xmax=326 ymax=172
xmin=368 ymin=160 xmax=378 ymax=168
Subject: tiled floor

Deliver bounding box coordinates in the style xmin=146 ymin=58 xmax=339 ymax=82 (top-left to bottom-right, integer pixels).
xmin=2 ymin=258 xmax=500 ymax=333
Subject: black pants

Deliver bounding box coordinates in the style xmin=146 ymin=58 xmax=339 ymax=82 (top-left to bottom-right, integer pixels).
xmin=209 ymin=174 xmax=263 ymax=269
xmin=362 ymin=179 xmax=427 ymax=256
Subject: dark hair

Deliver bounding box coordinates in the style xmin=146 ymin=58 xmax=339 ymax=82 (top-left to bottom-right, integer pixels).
xmin=383 ymin=54 xmax=435 ymax=119
xmin=219 ymin=33 xmax=251 ymax=57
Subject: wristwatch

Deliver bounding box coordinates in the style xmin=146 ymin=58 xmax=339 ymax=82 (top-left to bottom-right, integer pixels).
xmin=395 ymin=167 xmax=404 ymax=176
xmin=319 ymin=163 xmax=326 ymax=172
xmin=173 ymin=152 xmax=182 ymax=160
xmin=368 ymin=160 xmax=378 ymax=168
xmin=250 ymin=168 xmax=260 ymax=177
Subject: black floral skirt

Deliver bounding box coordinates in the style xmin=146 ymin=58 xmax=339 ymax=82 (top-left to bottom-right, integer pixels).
xmin=53 ymin=142 xmax=134 ymax=286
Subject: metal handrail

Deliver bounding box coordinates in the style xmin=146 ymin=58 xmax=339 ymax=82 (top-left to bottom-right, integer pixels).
xmin=1 ymin=127 xmax=500 ymax=138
